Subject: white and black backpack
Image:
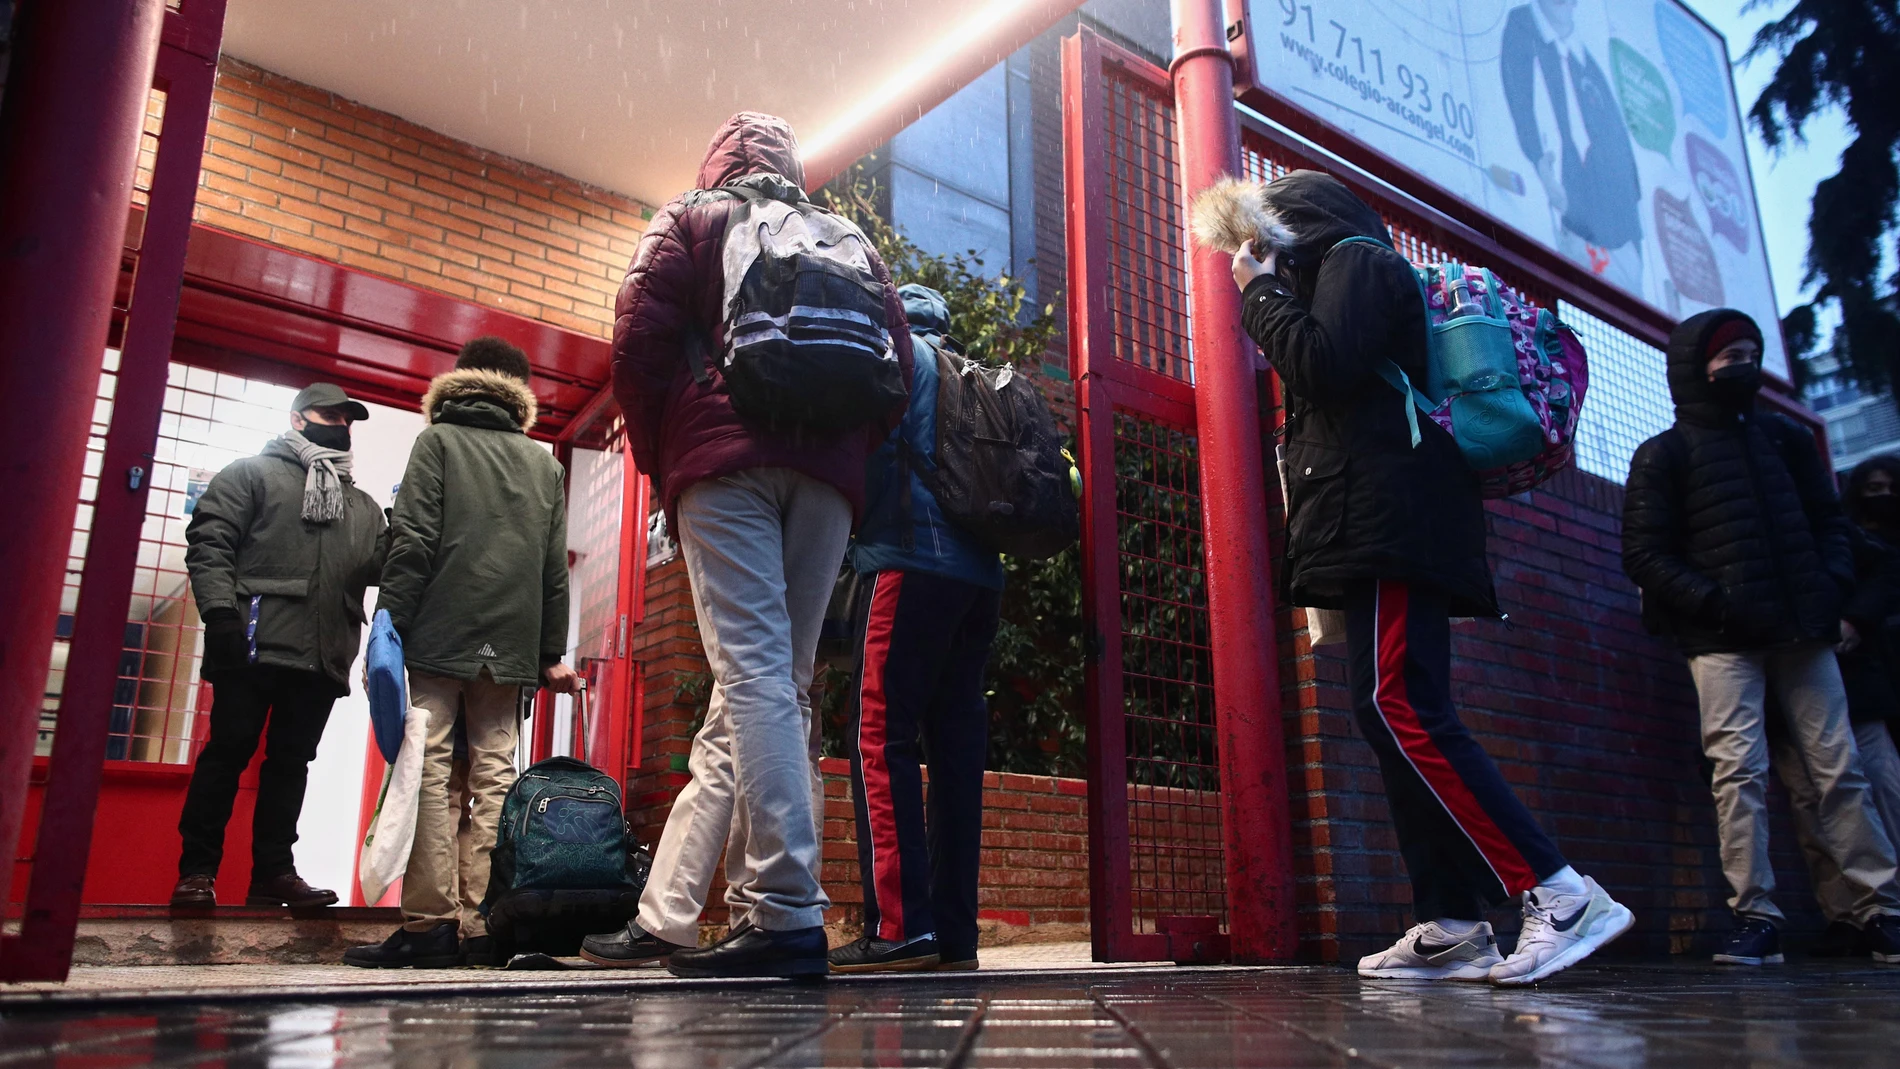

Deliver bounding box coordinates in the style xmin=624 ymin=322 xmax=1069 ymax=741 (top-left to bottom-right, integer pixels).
xmin=700 ymin=176 xmax=907 ymax=431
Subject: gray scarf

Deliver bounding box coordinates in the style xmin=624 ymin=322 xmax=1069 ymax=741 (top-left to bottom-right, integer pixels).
xmin=280 ymin=430 xmax=353 ymax=523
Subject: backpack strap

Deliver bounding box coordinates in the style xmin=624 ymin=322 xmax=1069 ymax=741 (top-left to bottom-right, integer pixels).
xmin=1327 ymin=235 xmax=1432 ymax=449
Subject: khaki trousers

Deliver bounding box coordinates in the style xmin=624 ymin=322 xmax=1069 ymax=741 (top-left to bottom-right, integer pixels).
xmin=635 ymin=681 xmax=825 ymax=948
xmin=401 ymin=670 xmax=520 ymax=936
xmin=1781 ymin=719 xmax=1900 ymax=923
xmin=1688 ymin=643 xmax=1900 ymax=925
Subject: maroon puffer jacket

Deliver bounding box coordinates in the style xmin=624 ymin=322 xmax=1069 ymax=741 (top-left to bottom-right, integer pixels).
xmin=610 ymin=111 xmax=912 ymax=526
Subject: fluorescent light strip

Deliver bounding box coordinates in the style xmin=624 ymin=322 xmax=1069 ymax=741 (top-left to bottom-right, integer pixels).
xmin=799 ymin=0 xmax=1039 ymax=165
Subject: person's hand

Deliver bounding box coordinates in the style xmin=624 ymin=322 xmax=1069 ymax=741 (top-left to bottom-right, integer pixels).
xmin=542 ymin=662 xmax=581 ymax=694
xmin=1839 ymin=619 xmax=1862 ymax=654
xmin=201 ymin=610 xmax=247 ymax=678
xmin=1536 ymin=151 xmax=1567 ymax=216
xmin=1231 ymin=239 xmax=1278 ymax=292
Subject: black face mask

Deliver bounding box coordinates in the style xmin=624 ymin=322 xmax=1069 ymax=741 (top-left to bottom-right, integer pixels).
xmin=1706 ymin=362 xmax=1761 ymax=410
xmin=1863 ymin=495 xmax=1899 ymax=524
xmin=301 ymin=422 xmax=352 ymax=452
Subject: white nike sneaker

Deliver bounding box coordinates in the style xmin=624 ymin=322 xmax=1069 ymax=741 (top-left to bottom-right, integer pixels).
xmin=1356 ymin=920 xmax=1504 ymax=981
xmin=1489 ymin=877 xmax=1634 ymax=986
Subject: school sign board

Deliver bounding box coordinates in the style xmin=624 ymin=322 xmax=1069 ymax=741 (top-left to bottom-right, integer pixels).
xmin=1231 ymin=0 xmax=1786 ymax=377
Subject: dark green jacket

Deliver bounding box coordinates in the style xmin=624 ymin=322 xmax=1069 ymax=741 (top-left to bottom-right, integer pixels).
xmin=377 ymin=369 xmax=570 ymax=687
xmin=185 ymin=440 xmax=388 ymax=694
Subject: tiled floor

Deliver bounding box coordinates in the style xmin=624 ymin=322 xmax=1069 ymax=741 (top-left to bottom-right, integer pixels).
xmin=1 ymin=959 xmax=1895 ymax=1067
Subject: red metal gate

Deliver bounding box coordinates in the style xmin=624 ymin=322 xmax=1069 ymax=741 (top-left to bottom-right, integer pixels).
xmin=1066 ymin=29 xmax=1233 ymax=963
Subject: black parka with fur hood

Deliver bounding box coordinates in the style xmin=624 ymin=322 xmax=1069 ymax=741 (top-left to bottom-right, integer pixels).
xmin=1239 ymin=171 xmax=1496 ymax=616
xmin=377 ymin=369 xmax=570 ymax=686
xmin=1621 ymin=309 xmax=1851 ymax=655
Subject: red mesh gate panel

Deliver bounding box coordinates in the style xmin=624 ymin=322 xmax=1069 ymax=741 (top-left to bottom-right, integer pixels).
xmin=1066 ymin=28 xmax=1228 ymax=962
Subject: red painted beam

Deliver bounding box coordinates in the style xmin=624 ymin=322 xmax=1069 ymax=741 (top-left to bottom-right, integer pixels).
xmin=1170 ymin=0 xmax=1298 ymax=963
xmin=0 ymin=0 xmax=169 ymax=977
xmin=159 ymin=221 xmax=611 ymax=438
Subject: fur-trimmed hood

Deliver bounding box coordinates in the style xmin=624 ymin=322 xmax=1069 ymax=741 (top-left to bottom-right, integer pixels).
xmin=1189 ymin=176 xmax=1298 ymax=255
xmin=422 ymin=368 xmax=538 ymax=432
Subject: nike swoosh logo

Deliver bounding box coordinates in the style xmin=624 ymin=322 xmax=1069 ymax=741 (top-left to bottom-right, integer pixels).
xmin=1412 ymin=936 xmax=1469 ymax=958
xmin=1550 ymin=904 xmax=1590 ymax=933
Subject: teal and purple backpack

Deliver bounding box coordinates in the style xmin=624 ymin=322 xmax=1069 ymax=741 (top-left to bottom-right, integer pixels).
xmin=1337 ymin=236 xmax=1589 ymax=498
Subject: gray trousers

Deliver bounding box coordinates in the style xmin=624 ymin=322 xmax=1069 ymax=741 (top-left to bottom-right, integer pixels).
xmin=635 ymin=679 xmax=827 ymax=947
xmin=1781 ymin=719 xmax=1900 ymax=924
xmin=1688 ymin=643 xmax=1900 ymax=925
xmin=664 ymin=468 xmax=851 ymax=932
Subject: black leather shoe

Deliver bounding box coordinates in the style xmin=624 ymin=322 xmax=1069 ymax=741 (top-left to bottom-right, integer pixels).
xmin=666 ymin=923 xmax=827 ymax=980
xmin=247 ymin=871 xmax=339 ymax=908
xmin=170 ymin=874 xmax=217 ymax=908
xmin=828 ymin=934 xmax=940 ymax=973
xmin=342 ymin=923 xmax=464 ymax=969
xmin=581 ymin=922 xmax=691 ymax=967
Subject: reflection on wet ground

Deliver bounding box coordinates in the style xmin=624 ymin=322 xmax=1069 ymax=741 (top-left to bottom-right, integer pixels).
xmin=0 ymin=962 xmax=1895 ymax=1068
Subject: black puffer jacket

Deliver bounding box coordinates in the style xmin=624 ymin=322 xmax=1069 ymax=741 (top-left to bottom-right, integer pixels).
xmin=1840 ymin=523 xmax=1900 ymax=724
xmin=1241 ymin=171 xmax=1495 ymax=616
xmin=1621 ymin=309 xmax=1851 ymax=655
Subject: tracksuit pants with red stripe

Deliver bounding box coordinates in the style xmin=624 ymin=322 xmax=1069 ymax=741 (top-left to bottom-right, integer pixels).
xmin=849 ymin=569 xmax=1002 ymax=959
xmin=1345 ymin=579 xmax=1568 ymax=922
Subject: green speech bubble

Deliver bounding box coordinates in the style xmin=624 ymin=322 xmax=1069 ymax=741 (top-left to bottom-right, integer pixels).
xmin=1611 ymin=39 xmax=1675 ymax=158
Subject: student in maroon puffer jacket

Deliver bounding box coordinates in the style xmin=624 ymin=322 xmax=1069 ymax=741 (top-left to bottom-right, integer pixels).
xmin=603 ymin=111 xmax=911 ymax=981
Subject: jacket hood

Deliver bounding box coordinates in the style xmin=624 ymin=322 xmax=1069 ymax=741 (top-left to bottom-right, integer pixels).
xmin=899 ymin=283 xmax=950 ymax=335
xmin=697 ymin=111 xmax=805 ymax=191
xmin=1667 ymin=308 xmax=1758 ymax=422
xmin=1258 ymin=170 xmax=1393 ymax=272
xmin=422 ymin=368 xmax=538 ymax=433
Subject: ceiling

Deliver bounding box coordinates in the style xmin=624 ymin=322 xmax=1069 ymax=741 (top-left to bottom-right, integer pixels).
xmin=222 ymin=0 xmax=1017 ymax=208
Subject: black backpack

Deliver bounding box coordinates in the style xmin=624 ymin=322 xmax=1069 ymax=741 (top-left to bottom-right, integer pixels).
xmin=707 ymin=182 xmax=907 ymax=432
xmin=915 ymin=339 xmax=1079 ymax=560
xmin=481 ymin=756 xmax=647 ymax=959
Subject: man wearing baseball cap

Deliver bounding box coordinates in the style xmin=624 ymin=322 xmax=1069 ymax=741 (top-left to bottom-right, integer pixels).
xmin=172 ymin=382 xmax=387 ymax=908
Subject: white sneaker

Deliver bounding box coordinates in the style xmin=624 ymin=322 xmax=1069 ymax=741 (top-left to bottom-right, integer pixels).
xmin=1357 ymin=920 xmax=1504 ymax=981
xmin=1489 ymin=877 xmax=1634 ymax=986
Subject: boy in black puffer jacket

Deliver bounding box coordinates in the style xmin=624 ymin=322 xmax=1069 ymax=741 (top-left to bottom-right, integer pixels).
xmin=1228 ymin=170 xmax=1631 ymax=986
xmin=1622 ymin=309 xmax=1900 ymax=966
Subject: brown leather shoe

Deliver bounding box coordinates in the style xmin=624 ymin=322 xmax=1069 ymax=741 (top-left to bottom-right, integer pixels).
xmin=247 ymin=871 xmax=339 ymax=908
xmin=170 ymin=874 xmax=217 ymax=908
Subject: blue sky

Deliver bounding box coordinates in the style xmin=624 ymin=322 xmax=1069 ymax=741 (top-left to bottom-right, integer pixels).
xmin=1691 ymin=0 xmax=1850 ymax=317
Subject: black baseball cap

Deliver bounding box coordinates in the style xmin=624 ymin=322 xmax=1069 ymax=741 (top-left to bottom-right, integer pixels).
xmin=292 ymin=382 xmax=370 ymax=421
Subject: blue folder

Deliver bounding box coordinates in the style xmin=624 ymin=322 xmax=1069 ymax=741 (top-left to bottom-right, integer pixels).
xmin=366 ymin=609 xmax=407 ymax=763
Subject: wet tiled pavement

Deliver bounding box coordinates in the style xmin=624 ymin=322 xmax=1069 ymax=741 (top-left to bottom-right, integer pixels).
xmin=1 ymin=962 xmax=1895 ymax=1068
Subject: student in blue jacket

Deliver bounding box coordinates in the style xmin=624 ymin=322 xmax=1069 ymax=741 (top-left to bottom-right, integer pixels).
xmin=828 ymin=283 xmax=1005 ymax=974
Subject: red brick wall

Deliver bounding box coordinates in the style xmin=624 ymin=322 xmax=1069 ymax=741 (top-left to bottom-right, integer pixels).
xmin=193 ymin=59 xmax=649 ymax=337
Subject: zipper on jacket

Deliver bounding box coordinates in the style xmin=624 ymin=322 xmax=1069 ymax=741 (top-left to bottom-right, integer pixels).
xmin=1737 ymin=417 xmax=1799 ymax=629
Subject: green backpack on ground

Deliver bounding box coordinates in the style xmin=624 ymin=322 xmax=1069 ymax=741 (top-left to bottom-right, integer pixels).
xmin=481 ymin=756 xmax=642 ymax=958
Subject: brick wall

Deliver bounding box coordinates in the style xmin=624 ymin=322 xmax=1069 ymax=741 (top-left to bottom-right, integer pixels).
xmin=193 ymin=58 xmax=650 ymax=337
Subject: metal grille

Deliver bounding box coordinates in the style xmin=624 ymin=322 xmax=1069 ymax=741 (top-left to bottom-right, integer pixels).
xmin=44 ymin=363 xmax=299 ymax=763
xmin=1113 ymin=412 xmax=1225 ymax=932
xmin=1563 ymin=300 xmax=1673 ymax=485
xmin=1105 ymin=74 xmax=1193 ymax=382
xmin=566 ymin=423 xmax=628 ymax=765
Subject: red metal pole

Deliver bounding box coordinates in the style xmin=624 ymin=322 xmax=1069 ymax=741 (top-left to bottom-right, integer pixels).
xmin=3 ymin=5 xmax=226 ymax=980
xmin=0 ymin=0 xmax=168 ymax=954
xmin=1169 ymin=0 xmax=1298 ymax=962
